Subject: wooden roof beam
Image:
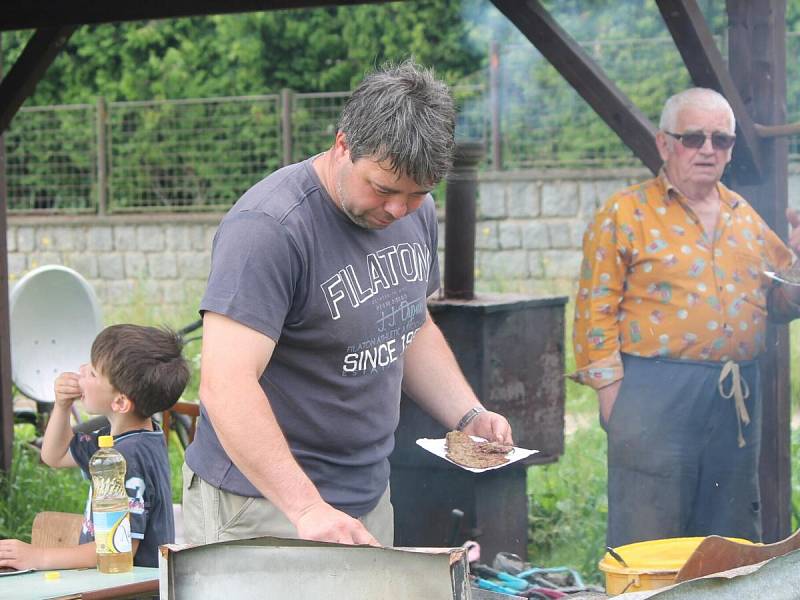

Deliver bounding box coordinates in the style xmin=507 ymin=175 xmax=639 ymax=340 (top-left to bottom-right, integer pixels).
xmin=656 ymin=0 xmax=764 ymax=181
xmin=0 ymin=0 xmax=393 ymax=31
xmin=490 ymin=0 xmax=661 ymax=174
xmin=0 ymin=27 xmax=76 ymax=135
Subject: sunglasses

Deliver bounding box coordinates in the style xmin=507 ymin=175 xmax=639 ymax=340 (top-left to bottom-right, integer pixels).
xmin=665 ymin=130 xmax=736 ymax=150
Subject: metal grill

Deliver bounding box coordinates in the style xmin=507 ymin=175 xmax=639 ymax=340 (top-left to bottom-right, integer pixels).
xmin=5 ymin=103 xmax=97 ymax=213
xmin=107 ymin=95 xmax=281 ymax=211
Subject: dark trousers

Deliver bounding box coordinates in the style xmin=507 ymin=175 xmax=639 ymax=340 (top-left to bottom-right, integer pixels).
xmin=605 ymin=354 xmax=762 ymax=548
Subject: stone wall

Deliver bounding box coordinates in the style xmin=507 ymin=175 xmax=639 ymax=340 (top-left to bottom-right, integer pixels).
xmin=8 ymin=166 xmax=800 ymax=311
xmin=469 ymin=168 xmax=645 ymax=292
xmin=6 ymin=214 xmax=219 ymax=310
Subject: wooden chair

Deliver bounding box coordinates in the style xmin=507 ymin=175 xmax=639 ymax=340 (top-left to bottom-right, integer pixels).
xmin=162 ymin=401 xmax=201 ymax=448
xmin=31 ymin=511 xmax=83 ymax=547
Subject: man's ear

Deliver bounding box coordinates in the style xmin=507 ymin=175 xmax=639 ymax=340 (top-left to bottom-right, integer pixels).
xmin=333 ymin=130 xmax=350 ymax=159
xmin=111 ymin=393 xmax=134 ymax=414
xmin=655 ymin=130 xmax=671 ymax=163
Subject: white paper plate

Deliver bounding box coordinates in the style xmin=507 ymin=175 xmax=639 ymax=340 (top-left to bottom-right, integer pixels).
xmin=416 ymin=436 xmax=538 ymax=473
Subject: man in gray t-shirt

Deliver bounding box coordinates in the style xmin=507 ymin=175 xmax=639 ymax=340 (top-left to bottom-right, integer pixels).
xmin=182 ymin=61 xmax=514 ymax=547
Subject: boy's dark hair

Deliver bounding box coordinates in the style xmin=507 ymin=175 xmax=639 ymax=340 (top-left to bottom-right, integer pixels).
xmin=91 ymin=324 xmax=190 ymax=418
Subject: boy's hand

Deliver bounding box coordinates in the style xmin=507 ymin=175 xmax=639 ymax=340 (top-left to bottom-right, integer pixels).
xmin=0 ymin=539 xmax=42 ymax=570
xmin=54 ymin=372 xmax=81 ymax=408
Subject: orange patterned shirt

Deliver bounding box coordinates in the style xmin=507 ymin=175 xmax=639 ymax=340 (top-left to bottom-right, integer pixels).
xmin=571 ymin=171 xmax=800 ymax=389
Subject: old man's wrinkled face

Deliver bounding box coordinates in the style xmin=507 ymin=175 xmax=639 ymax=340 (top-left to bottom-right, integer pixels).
xmin=659 ymin=104 xmax=735 ymax=191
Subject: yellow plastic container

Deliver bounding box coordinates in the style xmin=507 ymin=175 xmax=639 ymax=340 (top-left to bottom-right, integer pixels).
xmin=598 ymin=536 xmax=754 ymax=595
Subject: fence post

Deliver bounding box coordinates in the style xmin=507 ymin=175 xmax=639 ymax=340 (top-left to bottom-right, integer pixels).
xmin=489 ymin=40 xmax=502 ymax=171
xmin=281 ymin=88 xmax=293 ymax=167
xmin=96 ymin=96 xmax=107 ymax=215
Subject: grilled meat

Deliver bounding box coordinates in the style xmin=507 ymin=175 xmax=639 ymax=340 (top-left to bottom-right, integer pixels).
xmin=445 ymin=430 xmax=512 ymax=468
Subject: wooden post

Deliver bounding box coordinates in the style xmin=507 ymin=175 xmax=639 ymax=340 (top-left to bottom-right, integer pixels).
xmin=0 ymin=32 xmax=12 ymax=472
xmin=280 ymin=88 xmax=293 ymax=167
xmin=726 ymin=0 xmax=790 ymax=543
xmin=96 ymin=96 xmax=107 ymax=215
xmin=489 ymin=40 xmax=502 ymax=170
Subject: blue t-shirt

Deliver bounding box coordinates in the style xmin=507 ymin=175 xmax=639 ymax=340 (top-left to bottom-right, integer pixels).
xmin=188 ymin=157 xmax=440 ymax=517
xmin=70 ymin=423 xmax=174 ymax=568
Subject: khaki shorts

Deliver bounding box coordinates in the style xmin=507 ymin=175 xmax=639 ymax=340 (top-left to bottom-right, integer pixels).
xmin=181 ymin=462 xmax=394 ymax=546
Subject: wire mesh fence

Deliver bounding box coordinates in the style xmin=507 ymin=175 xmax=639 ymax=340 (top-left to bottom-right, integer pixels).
xmin=289 ymin=91 xmax=349 ymax=164
xmin=5 ymin=103 xmax=98 ymax=213
xmin=3 ymin=34 xmax=800 ymax=213
xmin=107 ymin=95 xmax=282 ymax=212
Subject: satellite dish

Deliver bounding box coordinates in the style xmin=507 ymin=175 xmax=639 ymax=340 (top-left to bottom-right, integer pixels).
xmin=10 ymin=265 xmax=103 ymax=403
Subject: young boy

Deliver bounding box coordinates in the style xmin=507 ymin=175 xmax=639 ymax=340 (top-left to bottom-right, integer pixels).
xmin=0 ymin=324 xmax=190 ymax=570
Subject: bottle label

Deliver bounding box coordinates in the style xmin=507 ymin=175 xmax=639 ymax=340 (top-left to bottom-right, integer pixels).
xmin=93 ymin=511 xmax=132 ymax=554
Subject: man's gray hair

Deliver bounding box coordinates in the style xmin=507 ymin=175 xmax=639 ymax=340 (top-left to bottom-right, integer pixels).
xmin=659 ymin=87 xmax=736 ymax=133
xmin=337 ymin=60 xmax=456 ymax=186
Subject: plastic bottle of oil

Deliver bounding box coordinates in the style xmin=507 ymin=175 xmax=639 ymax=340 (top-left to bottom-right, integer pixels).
xmin=89 ymin=435 xmax=133 ymax=573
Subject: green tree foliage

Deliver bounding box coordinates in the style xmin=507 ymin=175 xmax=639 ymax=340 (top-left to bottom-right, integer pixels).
xmin=4 ymin=2 xmax=482 ymax=104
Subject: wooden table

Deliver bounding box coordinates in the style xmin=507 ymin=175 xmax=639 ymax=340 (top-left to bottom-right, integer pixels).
xmin=0 ymin=566 xmax=159 ymax=599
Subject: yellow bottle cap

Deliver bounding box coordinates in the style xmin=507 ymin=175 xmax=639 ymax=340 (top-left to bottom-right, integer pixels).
xmin=98 ymin=435 xmax=114 ymax=448
xmin=44 ymin=571 xmax=60 ymax=580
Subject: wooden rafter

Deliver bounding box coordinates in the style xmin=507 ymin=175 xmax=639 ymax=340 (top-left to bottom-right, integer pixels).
xmin=0 ymin=0 xmax=391 ymax=31
xmin=656 ymin=0 xmax=764 ymax=182
xmin=490 ymin=0 xmax=661 ymax=174
xmin=0 ymin=27 xmax=76 ymax=135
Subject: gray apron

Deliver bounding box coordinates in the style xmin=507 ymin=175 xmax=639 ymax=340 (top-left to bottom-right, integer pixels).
xmin=605 ymin=353 xmax=762 ymax=548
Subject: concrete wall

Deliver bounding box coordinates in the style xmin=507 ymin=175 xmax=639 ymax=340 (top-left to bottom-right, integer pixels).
xmin=9 ymin=166 xmax=800 ymax=312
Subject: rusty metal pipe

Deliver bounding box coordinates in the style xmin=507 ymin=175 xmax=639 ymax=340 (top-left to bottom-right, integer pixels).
xmin=444 ymin=142 xmax=484 ymax=300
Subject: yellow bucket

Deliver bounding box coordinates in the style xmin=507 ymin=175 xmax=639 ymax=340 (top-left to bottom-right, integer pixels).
xmin=598 ymin=536 xmax=754 ymax=595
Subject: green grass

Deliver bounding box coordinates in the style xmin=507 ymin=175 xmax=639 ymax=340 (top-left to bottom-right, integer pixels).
xmin=527 ymin=426 xmax=608 ymax=584
xmin=525 ymin=300 xmax=607 ymax=583
xmin=0 ymin=426 xmax=89 ymax=542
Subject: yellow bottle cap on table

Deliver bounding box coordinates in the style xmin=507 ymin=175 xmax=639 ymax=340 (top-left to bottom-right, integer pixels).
xmin=44 ymin=571 xmax=60 ymax=580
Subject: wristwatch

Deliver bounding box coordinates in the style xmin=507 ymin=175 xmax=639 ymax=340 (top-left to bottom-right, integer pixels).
xmin=456 ymin=406 xmax=486 ymax=431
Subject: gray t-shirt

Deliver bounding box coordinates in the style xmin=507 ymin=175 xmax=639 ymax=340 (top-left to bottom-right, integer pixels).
xmin=188 ymin=157 xmax=440 ymax=516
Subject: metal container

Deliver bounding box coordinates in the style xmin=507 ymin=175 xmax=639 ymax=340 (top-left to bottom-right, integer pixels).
xmin=159 ymin=537 xmax=471 ymax=599
xmin=390 ymin=293 xmax=567 ymax=560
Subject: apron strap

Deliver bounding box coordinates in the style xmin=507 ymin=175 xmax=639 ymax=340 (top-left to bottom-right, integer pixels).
xmin=718 ymin=360 xmax=751 ymax=448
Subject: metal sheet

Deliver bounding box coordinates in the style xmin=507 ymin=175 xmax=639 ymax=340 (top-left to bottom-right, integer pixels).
xmin=160 ymin=537 xmax=470 ymax=600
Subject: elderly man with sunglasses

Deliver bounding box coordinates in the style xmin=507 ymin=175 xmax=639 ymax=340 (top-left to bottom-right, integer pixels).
xmin=571 ymin=87 xmax=800 ymax=548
